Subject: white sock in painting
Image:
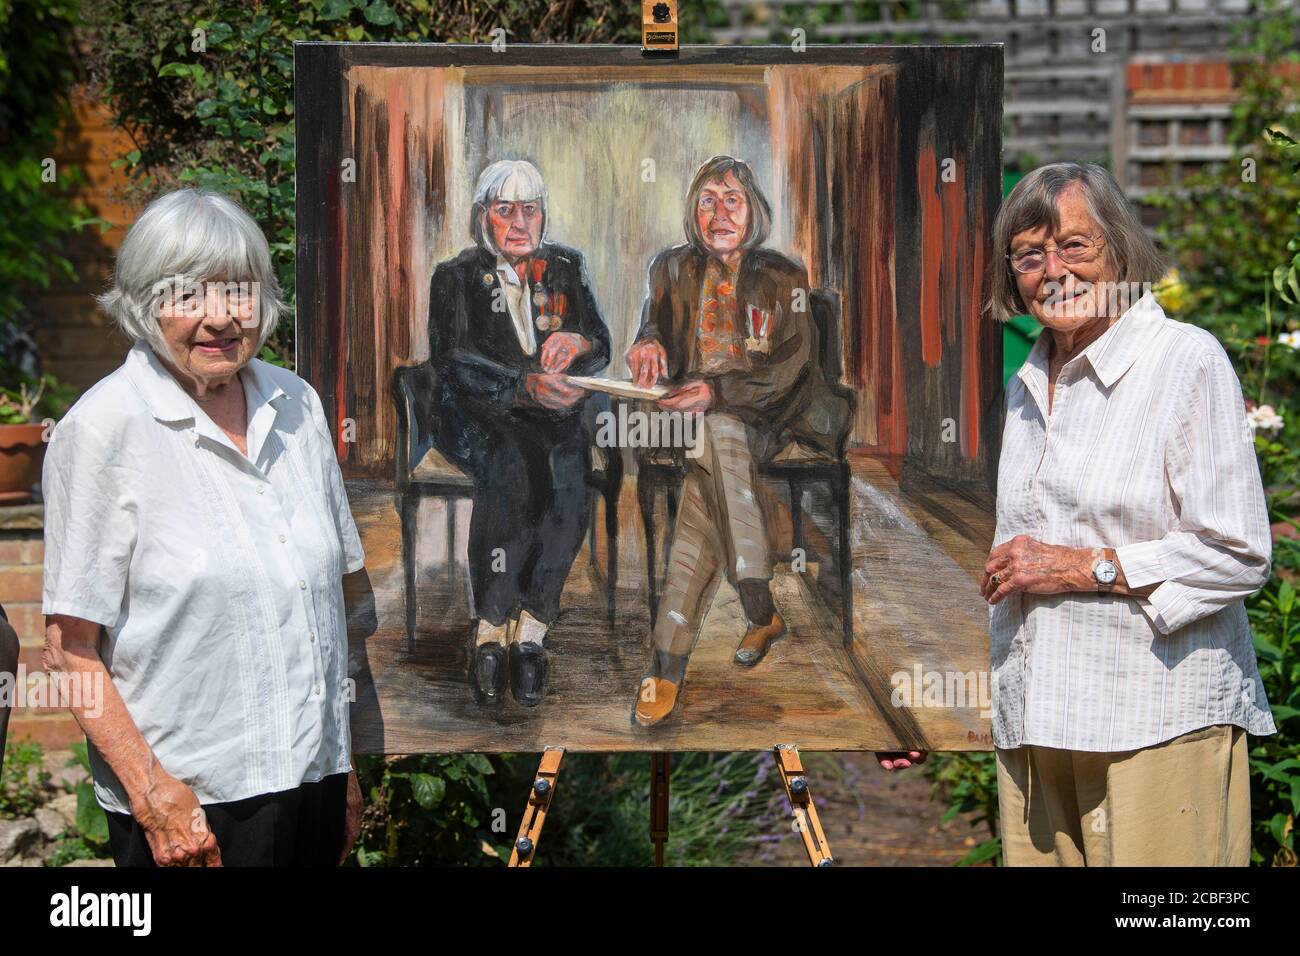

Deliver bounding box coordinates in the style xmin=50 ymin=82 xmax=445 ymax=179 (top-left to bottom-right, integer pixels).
xmin=476 ymin=619 xmax=509 ymax=647
xmin=513 ymin=610 xmax=547 ymax=646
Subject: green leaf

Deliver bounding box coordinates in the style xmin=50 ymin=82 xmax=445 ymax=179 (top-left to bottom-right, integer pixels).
xmin=364 ymin=1 xmax=397 ymax=26
xmin=1279 ymin=579 xmax=1295 ymax=615
xmin=318 ymin=0 xmax=354 ymax=20
xmin=956 ymin=838 xmax=1002 ymax=867
xmin=74 ymin=783 xmax=109 ymax=844
xmin=408 ymin=773 xmax=446 ymax=808
xmin=464 ymin=753 xmax=494 ymax=776
xmin=158 ymin=62 xmax=192 ymax=78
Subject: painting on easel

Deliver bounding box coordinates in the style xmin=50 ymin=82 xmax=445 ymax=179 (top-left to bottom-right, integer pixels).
xmin=295 ymin=43 xmax=1003 ymax=753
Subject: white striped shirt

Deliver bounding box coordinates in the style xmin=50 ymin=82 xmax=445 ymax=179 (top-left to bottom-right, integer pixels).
xmin=42 ymin=342 xmax=364 ymax=812
xmin=990 ymin=292 xmax=1277 ymax=752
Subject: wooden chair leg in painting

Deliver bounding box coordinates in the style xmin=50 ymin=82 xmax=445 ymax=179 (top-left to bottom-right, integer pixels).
xmin=837 ymin=462 xmax=853 ymax=648
xmin=604 ymin=479 xmax=620 ymax=625
xmin=774 ymin=745 xmax=833 ymax=867
xmin=400 ymin=491 xmax=418 ymax=653
xmin=508 ymin=747 xmax=565 ymax=868
xmin=639 ymin=475 xmax=659 ymax=625
xmin=650 ymin=752 xmax=671 ymax=866
xmin=788 ymin=478 xmax=804 ymax=555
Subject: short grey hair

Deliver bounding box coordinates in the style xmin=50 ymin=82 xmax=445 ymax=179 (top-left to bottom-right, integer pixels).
xmin=97 ymin=189 xmax=285 ymax=355
xmin=470 ymin=159 xmax=548 ymax=254
xmin=986 ymin=162 xmax=1167 ymax=323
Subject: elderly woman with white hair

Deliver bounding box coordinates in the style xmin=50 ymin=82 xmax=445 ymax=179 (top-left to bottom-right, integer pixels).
xmin=41 ymin=189 xmax=366 ymax=866
xmin=428 ymin=159 xmax=610 ymax=708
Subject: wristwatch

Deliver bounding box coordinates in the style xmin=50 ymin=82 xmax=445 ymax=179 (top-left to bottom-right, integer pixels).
xmin=1092 ymin=548 xmax=1118 ymax=593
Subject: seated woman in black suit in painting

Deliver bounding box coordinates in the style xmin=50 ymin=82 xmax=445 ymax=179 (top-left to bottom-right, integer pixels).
xmin=427 ymin=159 xmax=610 ymax=708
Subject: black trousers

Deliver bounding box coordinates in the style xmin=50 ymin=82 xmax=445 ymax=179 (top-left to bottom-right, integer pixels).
xmin=105 ymin=772 xmax=350 ymax=867
xmin=438 ymin=397 xmax=593 ymax=626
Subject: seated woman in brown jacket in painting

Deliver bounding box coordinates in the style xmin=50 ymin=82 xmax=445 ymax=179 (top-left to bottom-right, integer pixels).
xmin=625 ymin=155 xmax=850 ymax=726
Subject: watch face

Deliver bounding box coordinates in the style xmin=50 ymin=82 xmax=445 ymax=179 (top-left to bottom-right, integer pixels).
xmin=1095 ymin=560 xmax=1118 ymax=585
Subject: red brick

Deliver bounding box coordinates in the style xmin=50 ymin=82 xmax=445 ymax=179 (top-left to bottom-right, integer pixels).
xmin=0 ymin=540 xmax=23 ymax=564
xmin=0 ymin=567 xmax=42 ymax=603
xmin=6 ymin=714 xmax=84 ymax=750
xmin=17 ymin=644 xmax=48 ymax=672
xmin=8 ymin=603 xmax=46 ymax=645
xmin=1170 ymin=62 xmax=1187 ymax=91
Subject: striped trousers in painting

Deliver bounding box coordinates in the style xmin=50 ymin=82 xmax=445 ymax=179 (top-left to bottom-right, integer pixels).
xmin=651 ymin=413 xmax=772 ymax=677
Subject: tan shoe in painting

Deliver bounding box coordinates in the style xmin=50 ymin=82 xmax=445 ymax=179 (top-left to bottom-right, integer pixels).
xmin=634 ymin=677 xmax=680 ymax=726
xmin=734 ymin=612 xmax=786 ymax=666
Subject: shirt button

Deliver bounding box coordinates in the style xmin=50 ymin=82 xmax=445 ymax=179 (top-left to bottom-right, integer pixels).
xmin=314 ymin=683 xmax=322 ymax=695
xmin=298 ymin=579 xmax=307 ymax=590
xmin=279 ymin=534 xmax=287 ymax=543
xmin=257 ymin=486 xmax=266 ymax=495
xmin=309 ymin=630 xmax=316 ymax=643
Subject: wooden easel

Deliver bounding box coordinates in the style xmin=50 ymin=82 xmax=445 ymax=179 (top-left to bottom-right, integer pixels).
xmin=507 ymin=745 xmax=833 ymax=866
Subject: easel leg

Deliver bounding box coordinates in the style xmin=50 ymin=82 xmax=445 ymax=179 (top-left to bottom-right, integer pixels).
xmin=774 ymin=745 xmax=833 ymax=867
xmin=650 ymin=752 xmax=671 ymax=866
xmin=508 ymin=747 xmax=565 ymax=867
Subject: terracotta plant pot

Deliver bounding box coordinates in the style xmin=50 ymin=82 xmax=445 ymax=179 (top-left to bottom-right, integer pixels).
xmin=0 ymin=422 xmax=48 ymax=504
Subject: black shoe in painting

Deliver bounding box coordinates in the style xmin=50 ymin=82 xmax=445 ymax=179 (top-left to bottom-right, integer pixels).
xmin=509 ymin=642 xmax=549 ymax=707
xmin=470 ymin=642 xmax=506 ymax=706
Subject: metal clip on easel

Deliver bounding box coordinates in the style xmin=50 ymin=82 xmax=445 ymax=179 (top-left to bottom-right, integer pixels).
xmin=641 ymin=1 xmax=679 ymax=56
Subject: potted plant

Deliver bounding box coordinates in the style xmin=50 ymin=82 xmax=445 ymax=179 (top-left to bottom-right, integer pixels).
xmin=0 ymin=374 xmax=72 ymax=504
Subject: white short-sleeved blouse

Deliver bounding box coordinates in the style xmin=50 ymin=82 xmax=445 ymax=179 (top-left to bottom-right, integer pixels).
xmin=42 ymin=342 xmax=364 ymax=813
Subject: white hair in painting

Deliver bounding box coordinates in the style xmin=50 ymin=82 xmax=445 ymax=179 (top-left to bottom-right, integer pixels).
xmin=470 ymin=159 xmax=549 ymax=252
xmin=97 ymin=189 xmax=285 ymax=356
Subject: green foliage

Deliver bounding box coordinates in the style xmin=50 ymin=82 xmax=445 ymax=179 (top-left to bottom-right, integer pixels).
xmin=0 ymin=738 xmax=51 ymax=818
xmin=83 ymin=0 xmax=641 ymax=367
xmin=1146 ymin=0 xmax=1300 ymax=346
xmin=0 ymin=0 xmax=93 ymax=396
xmin=924 ymin=751 xmax=1001 ymax=866
xmin=537 ymin=751 xmax=776 ymax=866
xmin=351 ymin=752 xmax=513 ymax=865
xmin=41 ymin=743 xmax=112 ymax=865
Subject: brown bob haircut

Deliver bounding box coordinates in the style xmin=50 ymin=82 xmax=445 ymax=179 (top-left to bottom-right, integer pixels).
xmin=682 ymin=155 xmax=773 ymax=255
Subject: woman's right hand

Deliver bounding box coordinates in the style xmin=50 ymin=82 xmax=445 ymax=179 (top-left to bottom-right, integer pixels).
xmin=132 ymin=773 xmax=222 ymax=866
xmin=626 ymin=338 xmax=668 ymax=389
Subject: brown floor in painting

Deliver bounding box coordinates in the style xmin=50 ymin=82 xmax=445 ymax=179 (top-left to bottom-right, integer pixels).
xmin=343 ymin=456 xmax=995 ymax=754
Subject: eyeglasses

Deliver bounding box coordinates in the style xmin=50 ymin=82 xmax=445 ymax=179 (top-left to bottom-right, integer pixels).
xmin=1007 ymin=234 xmax=1105 ymax=274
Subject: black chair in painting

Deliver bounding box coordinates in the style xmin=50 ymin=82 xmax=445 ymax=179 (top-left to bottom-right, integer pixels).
xmin=635 ymin=288 xmax=856 ymax=646
xmin=393 ymin=362 xmax=623 ymax=649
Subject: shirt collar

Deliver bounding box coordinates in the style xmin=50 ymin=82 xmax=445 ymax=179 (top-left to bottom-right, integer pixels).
xmin=126 ymin=341 xmax=289 ymax=463
xmin=1015 ymin=291 xmax=1165 ymax=405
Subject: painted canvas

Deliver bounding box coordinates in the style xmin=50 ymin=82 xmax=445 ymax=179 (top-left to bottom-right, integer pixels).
xmin=295 ymin=43 xmax=1004 ymax=753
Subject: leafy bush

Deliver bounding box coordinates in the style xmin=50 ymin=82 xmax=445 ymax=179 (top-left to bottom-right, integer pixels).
xmin=0 ymin=737 xmax=52 ymax=817
xmin=0 ymin=0 xmax=94 ymax=397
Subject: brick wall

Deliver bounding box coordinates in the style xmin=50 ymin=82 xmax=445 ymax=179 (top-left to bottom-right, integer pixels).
xmin=1 ymin=506 xmax=82 ymax=749
xmin=3 ymin=82 xmax=138 ymax=753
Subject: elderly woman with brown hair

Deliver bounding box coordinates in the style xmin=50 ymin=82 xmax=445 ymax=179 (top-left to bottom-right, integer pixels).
xmin=883 ymin=162 xmax=1276 ymax=866
xmin=41 ymin=189 xmax=366 ymax=866
xmin=625 ymin=154 xmax=850 ymax=726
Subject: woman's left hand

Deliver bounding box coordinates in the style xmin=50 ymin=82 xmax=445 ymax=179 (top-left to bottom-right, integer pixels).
xmin=658 ymin=379 xmax=713 ymax=414
xmin=982 ymin=534 xmax=1091 ymax=604
xmin=339 ymin=769 xmax=363 ymax=865
xmin=540 ymin=332 xmax=591 ymax=373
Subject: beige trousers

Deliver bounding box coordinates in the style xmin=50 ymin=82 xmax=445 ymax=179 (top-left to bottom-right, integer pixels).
xmin=652 ymin=413 xmax=772 ymax=659
xmin=995 ymin=723 xmax=1251 ymax=866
